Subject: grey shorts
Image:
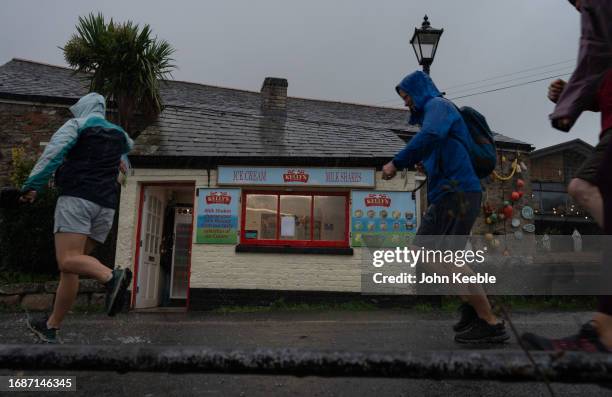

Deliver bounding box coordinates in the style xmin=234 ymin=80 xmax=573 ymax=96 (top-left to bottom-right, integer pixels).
xmin=54 ymin=196 xmax=115 ymax=243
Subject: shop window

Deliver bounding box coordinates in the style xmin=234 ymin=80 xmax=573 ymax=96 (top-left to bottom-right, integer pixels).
xmin=314 ymin=196 xmax=346 ymax=241
xmin=241 ymin=191 xmax=349 ymax=247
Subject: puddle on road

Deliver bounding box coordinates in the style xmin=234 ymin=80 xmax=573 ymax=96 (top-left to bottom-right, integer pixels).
xmin=116 ymin=335 xmax=151 ymax=344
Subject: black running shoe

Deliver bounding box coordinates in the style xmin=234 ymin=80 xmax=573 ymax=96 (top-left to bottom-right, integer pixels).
xmin=26 ymin=314 xmax=59 ymax=344
xmin=455 ymin=318 xmax=510 ymax=344
xmin=453 ymin=303 xmax=478 ymax=333
xmin=521 ymin=322 xmax=610 ymax=353
xmin=105 ymin=267 xmax=132 ymax=316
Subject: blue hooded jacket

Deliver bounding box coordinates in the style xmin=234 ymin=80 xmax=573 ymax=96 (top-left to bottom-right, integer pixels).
xmin=393 ymin=71 xmax=481 ymax=204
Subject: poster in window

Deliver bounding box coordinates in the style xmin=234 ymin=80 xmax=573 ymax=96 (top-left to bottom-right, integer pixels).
xmin=281 ymin=215 xmax=296 ymax=237
xmin=350 ymin=191 xmax=417 ymax=247
xmin=196 ymin=189 xmax=240 ymax=244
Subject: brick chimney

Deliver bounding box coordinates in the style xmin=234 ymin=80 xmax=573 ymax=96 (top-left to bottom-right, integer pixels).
xmin=260 ymin=77 xmax=288 ymax=115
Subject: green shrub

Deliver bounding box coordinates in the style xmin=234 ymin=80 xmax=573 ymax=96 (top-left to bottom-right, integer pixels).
xmin=0 ymin=148 xmax=59 ymax=276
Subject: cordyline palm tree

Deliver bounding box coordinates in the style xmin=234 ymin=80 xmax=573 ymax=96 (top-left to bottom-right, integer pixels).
xmin=63 ymin=13 xmax=175 ymax=137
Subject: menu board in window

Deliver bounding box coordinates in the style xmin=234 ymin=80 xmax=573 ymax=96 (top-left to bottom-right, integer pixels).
xmin=196 ymin=189 xmax=240 ymax=244
xmin=350 ymin=191 xmax=417 ymax=247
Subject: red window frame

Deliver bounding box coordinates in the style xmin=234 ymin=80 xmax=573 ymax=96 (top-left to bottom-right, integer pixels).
xmin=240 ymin=190 xmax=350 ymax=248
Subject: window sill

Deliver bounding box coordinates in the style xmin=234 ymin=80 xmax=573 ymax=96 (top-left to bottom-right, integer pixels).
xmin=235 ymin=245 xmax=354 ymax=255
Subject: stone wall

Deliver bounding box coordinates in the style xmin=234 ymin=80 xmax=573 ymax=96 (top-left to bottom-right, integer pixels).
xmin=0 ymin=279 xmax=107 ymax=312
xmin=0 ymin=100 xmax=72 ymax=185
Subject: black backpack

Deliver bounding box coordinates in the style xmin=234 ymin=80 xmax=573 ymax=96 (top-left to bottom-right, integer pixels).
xmin=455 ymin=106 xmax=497 ymax=179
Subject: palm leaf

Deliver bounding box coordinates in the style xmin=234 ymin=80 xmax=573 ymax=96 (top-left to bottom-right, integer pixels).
xmin=62 ymin=13 xmax=176 ymax=136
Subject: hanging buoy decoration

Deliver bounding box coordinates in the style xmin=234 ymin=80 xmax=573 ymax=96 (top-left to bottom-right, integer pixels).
xmin=516 ymin=179 xmax=525 ymax=189
xmin=492 ymin=159 xmax=518 ymax=181
xmin=503 ymin=205 xmax=514 ymax=219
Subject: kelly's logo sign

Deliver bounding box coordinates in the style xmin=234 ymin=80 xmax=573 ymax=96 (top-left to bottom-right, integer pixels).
xmin=206 ymin=192 xmax=232 ymax=205
xmin=283 ymin=169 xmax=309 ymax=183
xmin=364 ymin=194 xmax=391 ymax=207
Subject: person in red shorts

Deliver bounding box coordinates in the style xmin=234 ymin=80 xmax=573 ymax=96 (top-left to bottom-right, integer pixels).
xmin=521 ymin=0 xmax=612 ymax=353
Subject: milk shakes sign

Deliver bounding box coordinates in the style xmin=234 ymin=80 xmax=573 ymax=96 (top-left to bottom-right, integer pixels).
xmin=217 ymin=166 xmax=375 ymax=187
xmin=196 ymin=189 xmax=240 ymax=244
xmin=351 ymin=191 xmax=417 ymax=247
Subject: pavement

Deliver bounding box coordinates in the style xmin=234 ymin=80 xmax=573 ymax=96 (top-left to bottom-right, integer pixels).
xmin=0 ymin=309 xmax=610 ymax=396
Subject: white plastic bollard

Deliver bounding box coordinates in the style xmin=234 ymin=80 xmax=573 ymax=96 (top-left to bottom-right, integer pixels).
xmin=572 ymin=229 xmax=582 ymax=252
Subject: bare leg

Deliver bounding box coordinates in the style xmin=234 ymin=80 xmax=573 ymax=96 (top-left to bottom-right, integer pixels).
xmin=416 ymin=249 xmax=498 ymax=325
xmin=85 ymin=238 xmax=98 ymax=256
xmin=47 ymin=234 xmax=111 ymax=329
xmin=462 ymin=294 xmax=497 ymax=324
xmin=593 ymin=313 xmax=612 ymax=349
xmin=53 ymin=233 xmax=112 ymax=281
xmin=568 ymin=178 xmax=604 ymax=228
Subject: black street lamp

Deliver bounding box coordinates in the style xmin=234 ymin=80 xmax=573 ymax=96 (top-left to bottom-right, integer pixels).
xmin=410 ymin=15 xmax=443 ymax=75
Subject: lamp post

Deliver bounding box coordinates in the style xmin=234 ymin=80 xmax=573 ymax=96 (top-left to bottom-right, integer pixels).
xmin=410 ymin=15 xmax=443 ymax=75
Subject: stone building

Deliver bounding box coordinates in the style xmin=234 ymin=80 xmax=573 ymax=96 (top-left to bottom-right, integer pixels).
xmin=530 ymin=139 xmax=599 ymax=235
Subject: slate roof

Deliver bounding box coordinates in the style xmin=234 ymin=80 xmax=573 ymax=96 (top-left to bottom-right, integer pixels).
xmin=530 ymin=138 xmax=594 ymax=159
xmin=0 ymin=58 xmax=533 ymax=164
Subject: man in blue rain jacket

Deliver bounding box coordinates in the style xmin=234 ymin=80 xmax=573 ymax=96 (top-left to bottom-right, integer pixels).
xmin=382 ymin=71 xmax=508 ymax=344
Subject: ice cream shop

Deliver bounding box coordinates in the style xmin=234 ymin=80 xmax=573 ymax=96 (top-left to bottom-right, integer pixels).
xmin=112 ymin=76 xmax=432 ymax=310
xmin=109 ymin=76 xmax=531 ymax=311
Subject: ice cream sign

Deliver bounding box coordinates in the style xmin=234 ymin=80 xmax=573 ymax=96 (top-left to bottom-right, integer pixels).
xmin=364 ymin=194 xmax=391 ymax=207
xmin=283 ymin=169 xmax=309 ymax=183
xmin=205 ymin=191 xmax=232 ymax=205
xmin=196 ymin=188 xmax=240 ymax=244
xmin=218 ymin=166 xmax=374 ymax=187
xmin=351 ymin=191 xmax=417 ymax=247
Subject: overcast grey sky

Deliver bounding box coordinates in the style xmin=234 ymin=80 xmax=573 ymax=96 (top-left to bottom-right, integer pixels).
xmin=0 ymin=0 xmax=600 ymax=149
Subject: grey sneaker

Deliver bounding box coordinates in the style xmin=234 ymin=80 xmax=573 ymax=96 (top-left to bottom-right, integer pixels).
xmin=26 ymin=314 xmax=60 ymax=344
xmin=105 ymin=267 xmax=132 ymax=316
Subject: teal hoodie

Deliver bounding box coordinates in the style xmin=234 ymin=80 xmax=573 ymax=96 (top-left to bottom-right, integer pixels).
xmin=22 ymin=93 xmax=133 ymax=205
xmin=393 ymin=71 xmax=481 ymax=204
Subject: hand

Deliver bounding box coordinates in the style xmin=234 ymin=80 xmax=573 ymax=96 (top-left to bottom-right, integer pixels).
xmin=119 ymin=160 xmax=128 ymax=174
xmin=552 ymin=117 xmax=574 ymax=132
xmin=547 ymin=79 xmax=566 ymax=104
xmin=382 ymin=161 xmax=397 ymax=180
xmin=415 ymin=162 xmax=426 ymax=175
xmin=19 ymin=190 xmax=37 ymax=203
